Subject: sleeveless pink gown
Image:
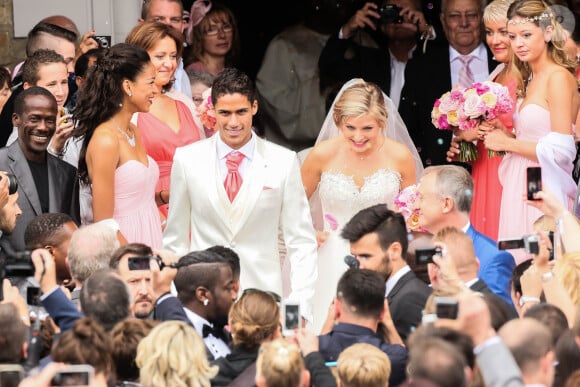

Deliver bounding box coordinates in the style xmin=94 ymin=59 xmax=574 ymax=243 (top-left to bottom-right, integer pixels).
xmin=498 ymin=104 xmax=574 ymax=264
xmin=470 ymin=77 xmax=517 ymax=241
xmin=138 ymin=100 xmax=201 ymax=217
xmin=113 ymin=156 xmax=163 ymax=249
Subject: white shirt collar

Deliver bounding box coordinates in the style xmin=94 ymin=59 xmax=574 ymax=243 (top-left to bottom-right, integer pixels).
xmin=216 ymin=131 xmax=256 ymax=161
xmin=182 ymin=307 xmax=211 ymax=336
xmin=461 ymin=221 xmax=471 ymax=233
xmin=386 ymin=265 xmax=412 ymax=296
xmin=449 ymin=43 xmax=487 ymax=63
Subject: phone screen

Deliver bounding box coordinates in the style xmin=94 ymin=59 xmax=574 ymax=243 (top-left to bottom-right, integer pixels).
xmin=435 ymin=297 xmax=458 ymax=319
xmin=51 ymin=371 xmax=91 ymax=386
xmin=127 ymin=256 xmax=152 ymax=271
xmin=284 ymin=303 xmax=300 ymax=331
xmin=497 ymin=239 xmax=524 ymax=250
xmin=0 ymin=370 xmax=23 ymax=387
xmin=527 ymin=167 xmax=542 ymax=200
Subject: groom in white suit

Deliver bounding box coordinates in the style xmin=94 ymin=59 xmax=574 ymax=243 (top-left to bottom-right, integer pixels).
xmin=163 ymin=68 xmax=318 ymax=321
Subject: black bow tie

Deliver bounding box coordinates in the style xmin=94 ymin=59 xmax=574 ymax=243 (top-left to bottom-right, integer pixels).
xmin=202 ymin=324 xmax=228 ymax=341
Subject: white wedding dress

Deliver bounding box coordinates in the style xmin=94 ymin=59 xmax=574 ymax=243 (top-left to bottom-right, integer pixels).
xmin=310 ymin=168 xmax=401 ymax=333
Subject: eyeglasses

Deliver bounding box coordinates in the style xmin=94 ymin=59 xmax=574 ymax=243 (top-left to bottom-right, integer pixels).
xmin=204 ymin=23 xmax=233 ymax=36
xmin=242 ymin=288 xmax=281 ymax=303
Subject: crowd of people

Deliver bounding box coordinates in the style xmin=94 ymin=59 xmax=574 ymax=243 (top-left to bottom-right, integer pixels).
xmin=1 ymin=0 xmax=580 ymax=386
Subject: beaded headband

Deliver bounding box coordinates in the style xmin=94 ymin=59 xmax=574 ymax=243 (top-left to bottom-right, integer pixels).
xmin=507 ymin=12 xmax=552 ymax=25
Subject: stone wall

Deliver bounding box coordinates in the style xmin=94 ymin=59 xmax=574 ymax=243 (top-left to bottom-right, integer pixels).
xmin=0 ymin=0 xmax=26 ymax=69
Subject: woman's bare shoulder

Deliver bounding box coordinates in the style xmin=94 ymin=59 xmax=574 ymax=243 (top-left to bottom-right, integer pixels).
xmin=309 ymin=137 xmax=342 ymax=160
xmin=87 ymin=124 xmax=119 ymax=154
xmin=384 ymin=137 xmax=414 ymax=160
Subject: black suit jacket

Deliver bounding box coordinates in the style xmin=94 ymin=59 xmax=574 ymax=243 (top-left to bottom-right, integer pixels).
xmin=399 ymin=43 xmax=498 ymax=166
xmin=318 ymin=30 xmax=392 ymax=96
xmin=387 ymin=269 xmax=432 ymax=342
xmin=470 ymin=278 xmax=519 ymax=322
xmin=0 ymin=141 xmax=79 ymax=253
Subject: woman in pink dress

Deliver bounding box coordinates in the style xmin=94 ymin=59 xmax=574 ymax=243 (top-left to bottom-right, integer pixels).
xmin=484 ymin=0 xmax=580 ymax=263
xmin=73 ymin=44 xmax=162 ymax=248
xmin=184 ymin=1 xmax=240 ymax=76
xmin=126 ymin=22 xmax=204 ymax=220
xmin=447 ymin=0 xmax=517 ymax=241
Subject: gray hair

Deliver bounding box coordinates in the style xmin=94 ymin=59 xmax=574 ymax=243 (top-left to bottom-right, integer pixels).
xmin=441 ymin=0 xmax=486 ymax=13
xmin=68 ymin=223 xmax=120 ymax=284
xmin=423 ymin=165 xmax=474 ymax=213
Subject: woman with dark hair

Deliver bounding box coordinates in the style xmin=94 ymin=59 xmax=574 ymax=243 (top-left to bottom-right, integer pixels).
xmin=0 ymin=66 xmax=11 ymax=114
xmin=125 ymin=21 xmax=203 ymax=222
xmin=73 ymin=43 xmax=162 ymax=248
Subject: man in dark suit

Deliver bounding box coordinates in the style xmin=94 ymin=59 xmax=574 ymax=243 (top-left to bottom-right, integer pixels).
xmin=399 ymin=0 xmax=497 ymax=166
xmin=0 ymin=87 xmax=79 ymax=254
xmin=429 ymin=226 xmax=518 ymax=320
xmin=318 ymin=268 xmax=408 ymax=387
xmin=318 ymin=0 xmax=435 ymax=108
xmin=416 ymin=165 xmax=515 ymax=306
xmin=154 ymin=250 xmax=237 ymax=360
xmin=341 ymin=204 xmax=431 ymax=342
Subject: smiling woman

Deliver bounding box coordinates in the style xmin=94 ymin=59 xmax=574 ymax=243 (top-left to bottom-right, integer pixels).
xmin=300 ymin=78 xmax=422 ymax=333
xmin=72 ymin=43 xmax=163 ymax=248
xmin=126 ymin=21 xmax=203 ymax=222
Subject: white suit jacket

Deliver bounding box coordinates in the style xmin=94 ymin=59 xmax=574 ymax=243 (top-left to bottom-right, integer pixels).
xmin=163 ymin=133 xmax=318 ymax=320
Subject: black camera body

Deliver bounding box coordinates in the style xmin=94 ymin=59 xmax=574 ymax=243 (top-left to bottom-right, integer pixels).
xmin=378 ymin=4 xmax=403 ymax=24
xmin=497 ymin=234 xmax=540 ymax=254
xmin=127 ymin=256 xmax=177 ymax=271
xmin=92 ymin=35 xmax=111 ymax=49
xmin=0 ymin=250 xmax=34 ymax=301
xmin=0 ymin=173 xmax=18 ymax=195
xmin=415 ymin=246 xmax=443 ymax=265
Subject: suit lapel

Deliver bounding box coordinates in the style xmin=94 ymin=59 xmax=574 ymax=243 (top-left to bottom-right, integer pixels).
xmin=204 ymin=136 xmax=230 ymax=228
xmin=231 ymin=136 xmax=267 ymax=236
xmin=8 ymin=142 xmax=42 ymax=215
xmin=386 ymin=271 xmax=413 ymax=302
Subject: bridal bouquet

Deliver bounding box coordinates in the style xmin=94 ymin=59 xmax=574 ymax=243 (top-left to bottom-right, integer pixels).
xmin=394 ymin=185 xmax=427 ymax=233
xmin=431 ymin=81 xmax=513 ymax=161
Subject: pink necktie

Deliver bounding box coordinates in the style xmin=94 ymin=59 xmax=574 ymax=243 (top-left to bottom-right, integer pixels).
xmin=458 ymin=55 xmax=474 ymax=88
xmin=224 ymin=151 xmax=245 ymax=202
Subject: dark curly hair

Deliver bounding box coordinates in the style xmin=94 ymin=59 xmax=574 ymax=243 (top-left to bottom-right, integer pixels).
xmin=72 ymin=43 xmax=151 ymax=185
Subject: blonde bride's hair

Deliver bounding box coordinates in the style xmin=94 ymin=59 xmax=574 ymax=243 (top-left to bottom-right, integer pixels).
xmin=332 ymin=80 xmax=388 ymax=135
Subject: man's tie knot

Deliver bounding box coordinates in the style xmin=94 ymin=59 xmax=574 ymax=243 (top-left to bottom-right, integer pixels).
xmin=226 ymin=151 xmax=244 ymax=172
xmin=460 ymin=54 xmax=473 ymax=66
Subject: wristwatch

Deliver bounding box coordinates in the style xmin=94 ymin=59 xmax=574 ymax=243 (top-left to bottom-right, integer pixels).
xmin=519 ymin=296 xmax=541 ymax=307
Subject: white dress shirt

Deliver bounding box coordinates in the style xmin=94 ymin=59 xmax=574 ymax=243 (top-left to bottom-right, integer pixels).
xmin=449 ymin=43 xmax=490 ymax=88
xmin=183 ymin=307 xmax=231 ymax=359
xmin=216 ymin=132 xmax=256 ymax=181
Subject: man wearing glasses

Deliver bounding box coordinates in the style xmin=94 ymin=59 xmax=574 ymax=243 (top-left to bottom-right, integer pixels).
xmin=399 ymin=0 xmax=496 ymax=167
xmin=138 ymin=0 xmax=193 ymax=99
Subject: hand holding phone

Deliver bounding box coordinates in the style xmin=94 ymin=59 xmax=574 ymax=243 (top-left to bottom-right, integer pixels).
xmin=527 ymin=166 xmax=542 ymax=201
xmin=282 ymin=300 xmax=301 ymax=336
xmin=50 ymin=364 xmax=94 ymax=386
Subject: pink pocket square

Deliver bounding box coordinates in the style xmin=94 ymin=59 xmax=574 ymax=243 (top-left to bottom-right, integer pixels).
xmin=263 ymin=186 xmax=273 ymax=190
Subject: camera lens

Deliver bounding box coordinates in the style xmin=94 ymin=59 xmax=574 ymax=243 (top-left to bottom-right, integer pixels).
xmin=0 ymin=173 xmax=18 ymax=195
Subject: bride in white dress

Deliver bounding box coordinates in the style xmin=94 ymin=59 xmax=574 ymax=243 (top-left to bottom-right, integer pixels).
xmin=301 ymin=78 xmax=423 ymax=333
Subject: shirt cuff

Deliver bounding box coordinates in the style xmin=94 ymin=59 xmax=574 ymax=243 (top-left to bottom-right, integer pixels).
xmin=39 ymin=285 xmax=60 ymax=301
xmin=474 ymin=335 xmax=502 ymax=355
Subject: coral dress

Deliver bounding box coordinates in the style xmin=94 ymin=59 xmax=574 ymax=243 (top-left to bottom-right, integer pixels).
xmin=138 ymin=100 xmax=201 ymax=217
xmin=470 ymin=70 xmax=517 ymax=241
xmin=498 ymin=103 xmax=576 ymax=264
xmin=310 ymin=169 xmax=401 ymax=334
xmin=113 ymin=156 xmax=163 ymax=249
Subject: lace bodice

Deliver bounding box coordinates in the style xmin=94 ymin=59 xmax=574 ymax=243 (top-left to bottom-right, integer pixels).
xmin=318 ymin=169 xmax=401 ymax=231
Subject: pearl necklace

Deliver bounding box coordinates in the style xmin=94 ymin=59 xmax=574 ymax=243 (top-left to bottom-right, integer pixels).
xmin=111 ymin=118 xmax=136 ymax=148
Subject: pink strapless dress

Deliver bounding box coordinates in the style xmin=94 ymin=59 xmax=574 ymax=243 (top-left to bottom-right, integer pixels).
xmin=470 ymin=78 xmax=517 ymax=241
xmin=113 ymin=156 xmax=163 ymax=249
xmin=138 ymin=100 xmax=201 ymax=217
xmin=498 ymin=104 xmax=573 ymax=264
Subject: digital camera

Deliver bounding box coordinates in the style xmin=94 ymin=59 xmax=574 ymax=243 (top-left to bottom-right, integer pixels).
xmin=415 ymin=246 xmax=443 ymax=265
xmin=92 ymin=35 xmax=111 ymax=49
xmin=497 ymin=234 xmax=540 ymax=254
xmin=379 ymin=4 xmax=403 ymax=24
